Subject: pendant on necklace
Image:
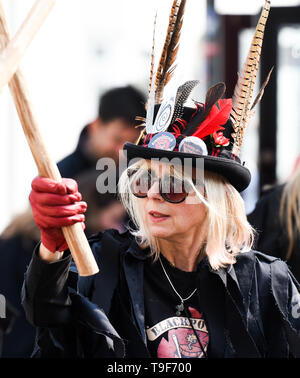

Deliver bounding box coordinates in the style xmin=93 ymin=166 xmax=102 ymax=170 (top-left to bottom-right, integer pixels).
xmin=175 ymin=302 xmax=184 ymax=316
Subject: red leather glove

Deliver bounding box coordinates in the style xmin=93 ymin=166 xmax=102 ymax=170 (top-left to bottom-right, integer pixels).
xmin=29 ymin=176 xmax=87 ymax=252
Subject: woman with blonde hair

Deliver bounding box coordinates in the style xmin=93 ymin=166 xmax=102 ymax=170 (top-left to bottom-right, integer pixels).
xmin=23 ymin=102 xmax=300 ymax=358
xmin=248 ymin=162 xmax=300 ymax=282
xmin=22 ymin=0 xmax=300 ymax=359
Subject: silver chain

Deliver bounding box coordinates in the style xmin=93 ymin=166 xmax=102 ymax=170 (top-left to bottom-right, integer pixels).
xmin=158 ymin=256 xmax=207 ymax=357
xmin=158 ymin=256 xmax=197 ymax=304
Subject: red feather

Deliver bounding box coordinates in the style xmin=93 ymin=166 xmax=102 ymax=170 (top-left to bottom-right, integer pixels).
xmin=192 ymin=99 xmax=232 ymax=139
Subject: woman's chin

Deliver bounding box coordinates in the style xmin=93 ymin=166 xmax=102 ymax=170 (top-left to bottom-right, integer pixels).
xmin=147 ymin=223 xmax=173 ymax=238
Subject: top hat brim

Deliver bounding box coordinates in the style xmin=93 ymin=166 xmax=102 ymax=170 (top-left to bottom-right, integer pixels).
xmin=123 ymin=142 xmax=251 ymax=193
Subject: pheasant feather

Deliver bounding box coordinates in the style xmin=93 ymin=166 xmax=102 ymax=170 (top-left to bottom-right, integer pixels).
xmin=250 ymin=66 xmax=274 ymax=110
xmin=147 ymin=12 xmax=157 ymax=103
xmin=141 ymin=12 xmax=158 ymax=140
xmin=155 ymin=0 xmax=186 ymax=104
xmin=231 ymin=0 xmax=271 ymax=156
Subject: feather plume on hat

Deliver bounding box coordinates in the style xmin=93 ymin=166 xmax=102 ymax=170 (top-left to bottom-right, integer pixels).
xmin=128 ymin=1 xmax=272 ymax=193
xmin=230 ymin=0 xmax=272 ymax=156
xmin=136 ymin=0 xmax=187 ymax=142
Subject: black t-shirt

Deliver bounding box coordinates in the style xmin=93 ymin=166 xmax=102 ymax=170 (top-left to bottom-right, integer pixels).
xmin=144 ymin=254 xmax=209 ymax=358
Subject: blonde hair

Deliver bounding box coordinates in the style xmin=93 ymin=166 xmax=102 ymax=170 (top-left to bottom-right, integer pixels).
xmin=280 ymin=165 xmax=300 ymax=260
xmin=118 ymin=159 xmax=254 ymax=270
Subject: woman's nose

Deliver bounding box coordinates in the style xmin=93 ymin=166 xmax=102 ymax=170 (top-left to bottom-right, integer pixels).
xmin=147 ymin=181 xmax=163 ymax=201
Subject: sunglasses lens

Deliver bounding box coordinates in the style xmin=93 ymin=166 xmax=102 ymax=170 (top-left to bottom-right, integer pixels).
xmin=128 ymin=168 xmax=192 ymax=204
xmin=161 ymin=176 xmax=189 ymax=203
xmin=130 ymin=170 xmax=152 ymax=197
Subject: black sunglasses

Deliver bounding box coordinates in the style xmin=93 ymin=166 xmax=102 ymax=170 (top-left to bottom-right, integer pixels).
xmin=128 ymin=168 xmax=193 ymax=204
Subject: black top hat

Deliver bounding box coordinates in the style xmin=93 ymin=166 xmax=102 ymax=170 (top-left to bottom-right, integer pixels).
xmin=124 ymin=0 xmax=271 ymax=193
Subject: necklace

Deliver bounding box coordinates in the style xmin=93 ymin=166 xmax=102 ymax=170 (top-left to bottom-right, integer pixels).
xmin=158 ymin=255 xmax=208 ymax=358
xmin=158 ymin=256 xmax=197 ymax=316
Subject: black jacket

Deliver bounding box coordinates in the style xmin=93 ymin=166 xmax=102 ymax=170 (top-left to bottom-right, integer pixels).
xmin=248 ymin=185 xmax=300 ymax=283
xmin=22 ymin=229 xmax=300 ymax=358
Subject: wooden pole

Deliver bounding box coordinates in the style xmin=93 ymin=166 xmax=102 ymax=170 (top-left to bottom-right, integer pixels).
xmin=0 ymin=0 xmax=99 ymax=276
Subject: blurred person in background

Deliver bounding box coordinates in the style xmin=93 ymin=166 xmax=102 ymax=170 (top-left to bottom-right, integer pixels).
xmin=57 ymin=85 xmax=146 ymax=179
xmin=0 ymin=210 xmax=39 ymax=358
xmin=248 ymin=158 xmax=300 ymax=282
xmin=0 ymin=169 xmax=125 ymax=358
xmin=75 ymin=169 xmax=126 ymax=236
xmin=0 ymin=301 xmax=19 ymax=358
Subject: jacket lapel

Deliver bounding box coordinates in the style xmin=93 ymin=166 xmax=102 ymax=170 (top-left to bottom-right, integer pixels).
xmin=211 ymin=254 xmax=262 ymax=357
xmin=196 ymin=260 xmax=226 ymax=357
xmin=89 ymin=231 xmax=127 ymax=314
xmin=123 ymin=240 xmax=148 ymax=345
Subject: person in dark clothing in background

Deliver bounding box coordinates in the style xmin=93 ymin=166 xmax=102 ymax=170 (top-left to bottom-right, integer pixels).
xmin=57 ymin=85 xmax=146 ymax=179
xmin=0 ymin=211 xmax=39 ymax=358
xmin=248 ymin=163 xmax=300 ymax=282
xmin=75 ymin=169 xmax=126 ymax=236
xmin=0 ymin=301 xmax=20 ymax=358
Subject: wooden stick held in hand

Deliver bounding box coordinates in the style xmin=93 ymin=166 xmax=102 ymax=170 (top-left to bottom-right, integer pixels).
xmin=0 ymin=0 xmax=99 ymax=276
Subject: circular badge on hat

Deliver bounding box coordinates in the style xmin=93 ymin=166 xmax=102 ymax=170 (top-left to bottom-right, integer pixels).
xmin=178 ymin=136 xmax=208 ymax=156
xmin=148 ymin=132 xmax=176 ymax=151
xmin=152 ymin=94 xmax=176 ymax=133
